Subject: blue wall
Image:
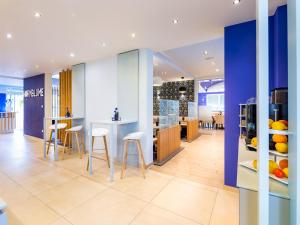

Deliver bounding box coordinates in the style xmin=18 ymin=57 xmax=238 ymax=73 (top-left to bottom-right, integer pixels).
xmin=24 ymin=74 xmax=45 ymax=138
xmin=0 ymin=93 xmax=6 ymax=112
xmin=274 ymin=5 xmax=288 ymax=88
xmin=224 ymin=5 xmax=287 ymax=187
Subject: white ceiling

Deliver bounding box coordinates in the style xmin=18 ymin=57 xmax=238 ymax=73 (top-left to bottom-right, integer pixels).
xmin=0 ymin=0 xmax=286 ymax=78
xmin=155 ymin=38 xmax=224 ymax=81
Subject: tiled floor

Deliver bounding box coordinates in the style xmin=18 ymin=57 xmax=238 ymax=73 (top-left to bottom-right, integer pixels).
xmin=0 ymin=130 xmax=239 ymax=225
xmin=152 ymin=129 xmax=226 ymax=189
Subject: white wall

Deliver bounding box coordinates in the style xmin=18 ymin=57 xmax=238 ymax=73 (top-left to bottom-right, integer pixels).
xmin=85 ymin=57 xmax=118 ymax=127
xmin=72 ymin=63 xmax=85 ymax=118
xmin=138 ymin=49 xmax=153 ymax=165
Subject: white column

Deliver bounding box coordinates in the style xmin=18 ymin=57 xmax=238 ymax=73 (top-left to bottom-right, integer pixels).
xmin=256 ymin=0 xmax=269 ymax=225
xmin=139 ymin=49 xmax=154 ymax=165
xmin=288 ymin=0 xmax=300 ymax=224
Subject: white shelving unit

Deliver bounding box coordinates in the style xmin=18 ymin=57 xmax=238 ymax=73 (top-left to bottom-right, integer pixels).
xmin=239 ymin=104 xmax=247 ymax=137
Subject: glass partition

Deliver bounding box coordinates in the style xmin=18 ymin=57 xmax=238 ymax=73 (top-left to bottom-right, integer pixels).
xmin=159 ymin=99 xmax=179 ymax=127
xmin=188 ymin=101 xmax=196 ymax=118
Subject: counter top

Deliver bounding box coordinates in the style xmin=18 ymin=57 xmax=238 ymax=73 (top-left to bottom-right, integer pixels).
xmin=91 ymin=120 xmax=138 ymax=125
xmin=45 ymin=117 xmax=84 ymax=120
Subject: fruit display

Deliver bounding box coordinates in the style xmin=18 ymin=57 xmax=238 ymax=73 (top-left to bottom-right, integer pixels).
xmin=251 ymin=159 xmax=289 ymax=179
xmin=269 ymin=119 xmax=274 ymax=128
xmin=269 ymin=160 xmax=278 ymax=173
xmin=275 ymin=143 xmax=288 ymax=153
xmin=272 ymin=134 xmax=288 ymax=143
xmin=283 ymin=168 xmax=288 ymax=178
xmin=279 ymin=159 xmax=288 ymax=169
xmin=271 ymin=121 xmax=288 ymax=130
xmin=278 ymin=120 xmax=288 ymax=127
xmin=273 ymin=168 xmax=285 ymax=178
xmin=251 ymin=137 xmax=257 ymax=147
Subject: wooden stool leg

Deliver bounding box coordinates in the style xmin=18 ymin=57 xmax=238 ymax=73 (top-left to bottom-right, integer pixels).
xmin=86 ymin=136 xmax=95 ymax=171
xmin=47 ymin=130 xmax=53 ymax=155
xmin=68 ymin=132 xmax=71 ymax=154
xmin=137 ymin=140 xmax=146 ymax=178
xmin=63 ymin=132 xmax=68 ymax=159
xmin=103 ymin=136 xmax=110 ymax=168
xmin=121 ymin=140 xmax=128 ymax=179
xmin=75 ymin=132 xmax=81 ymax=159
xmin=124 ymin=142 xmax=129 ymax=170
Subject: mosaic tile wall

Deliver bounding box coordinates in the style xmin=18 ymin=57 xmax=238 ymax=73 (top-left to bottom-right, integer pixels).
xmin=153 ymin=80 xmax=195 ymax=116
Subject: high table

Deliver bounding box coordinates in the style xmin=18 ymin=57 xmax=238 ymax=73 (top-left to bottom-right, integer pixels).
xmin=88 ymin=120 xmax=138 ymax=181
xmin=43 ymin=117 xmax=84 ymax=160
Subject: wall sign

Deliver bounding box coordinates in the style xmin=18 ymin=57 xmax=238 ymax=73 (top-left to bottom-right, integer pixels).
xmin=24 ymin=88 xmax=44 ymax=98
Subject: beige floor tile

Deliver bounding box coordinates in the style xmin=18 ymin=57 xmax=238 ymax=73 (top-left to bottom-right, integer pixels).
xmin=152 ymin=178 xmax=217 ymax=225
xmin=209 ymin=190 xmax=239 ymax=225
xmin=6 ymin=196 xmax=59 ymax=225
xmin=16 ymin=167 xmax=79 ymax=195
xmin=50 ymin=217 xmax=73 ymax=225
xmin=130 ymin=204 xmax=200 ymax=225
xmin=36 ymin=176 xmax=107 ymax=215
xmin=64 ymin=189 xmax=146 ymax=225
xmin=111 ymin=170 xmax=173 ymax=202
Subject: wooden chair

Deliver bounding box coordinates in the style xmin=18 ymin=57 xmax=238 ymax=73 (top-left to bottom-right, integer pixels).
xmin=46 ymin=123 xmax=67 ymax=155
xmin=63 ymin=125 xmax=83 ymax=159
xmin=86 ymin=128 xmax=110 ymax=171
xmin=121 ymin=132 xmax=146 ymax=179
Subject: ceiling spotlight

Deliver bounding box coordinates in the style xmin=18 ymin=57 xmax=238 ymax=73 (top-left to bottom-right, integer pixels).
xmin=35 ymin=65 xmax=39 ymax=69
xmin=173 ymin=19 xmax=179 ymax=24
xmin=34 ymin=12 xmax=42 ymax=18
xmin=6 ymin=33 xmax=12 ymax=39
xmin=216 ymin=68 xmax=220 ymax=72
xmin=203 ymin=51 xmax=208 ymax=56
xmin=233 ymin=0 xmax=241 ymax=5
xmin=101 ymin=42 xmax=106 ymax=47
xmin=131 ymin=33 xmax=136 ymax=38
xmin=70 ymin=52 xmax=75 ymax=58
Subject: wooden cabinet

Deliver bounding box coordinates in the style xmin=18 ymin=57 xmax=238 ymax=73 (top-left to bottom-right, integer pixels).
xmin=187 ymin=119 xmax=199 ymax=142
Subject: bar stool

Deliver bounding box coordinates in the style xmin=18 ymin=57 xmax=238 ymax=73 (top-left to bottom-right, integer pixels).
xmin=121 ymin=132 xmax=146 ymax=179
xmin=86 ymin=128 xmax=110 ymax=171
xmin=63 ymin=125 xmax=83 ymax=159
xmin=46 ymin=123 xmax=68 ymax=155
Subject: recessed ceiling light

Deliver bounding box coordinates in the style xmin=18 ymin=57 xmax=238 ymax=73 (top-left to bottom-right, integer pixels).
xmin=216 ymin=68 xmax=220 ymax=72
xmin=173 ymin=19 xmax=179 ymax=24
xmin=131 ymin=33 xmax=136 ymax=38
xmin=70 ymin=52 xmax=75 ymax=58
xmin=35 ymin=65 xmax=39 ymax=69
xmin=34 ymin=12 xmax=42 ymax=18
xmin=101 ymin=42 xmax=106 ymax=47
xmin=203 ymin=51 xmax=208 ymax=56
xmin=6 ymin=33 xmax=12 ymax=39
xmin=233 ymin=0 xmax=241 ymax=5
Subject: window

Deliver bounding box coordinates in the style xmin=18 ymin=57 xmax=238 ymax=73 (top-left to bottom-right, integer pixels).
xmin=206 ymin=93 xmax=224 ymax=111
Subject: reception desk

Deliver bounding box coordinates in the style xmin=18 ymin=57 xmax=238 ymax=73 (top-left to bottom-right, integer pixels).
xmin=0 ymin=112 xmax=16 ymax=133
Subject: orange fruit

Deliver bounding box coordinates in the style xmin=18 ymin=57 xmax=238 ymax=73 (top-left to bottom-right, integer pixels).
xmin=272 ymin=134 xmax=288 ymax=143
xmin=273 ymin=168 xmax=285 ymax=178
xmin=279 ymin=159 xmax=288 ymax=169
xmin=278 ymin=120 xmax=288 ymax=127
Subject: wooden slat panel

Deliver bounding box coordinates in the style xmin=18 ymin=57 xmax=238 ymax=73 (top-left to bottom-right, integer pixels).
xmin=157 ymin=125 xmax=181 ymax=164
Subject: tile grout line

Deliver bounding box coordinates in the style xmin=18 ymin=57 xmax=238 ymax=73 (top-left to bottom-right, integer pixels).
xmin=208 ymin=188 xmax=219 ymax=225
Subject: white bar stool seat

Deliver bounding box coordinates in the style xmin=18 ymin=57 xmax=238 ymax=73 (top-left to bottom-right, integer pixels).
xmin=87 ymin=127 xmax=110 ymax=170
xmin=121 ymin=131 xmax=146 ymax=179
xmin=47 ymin=123 xmax=67 ymax=155
xmin=63 ymin=125 xmax=84 ymax=159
